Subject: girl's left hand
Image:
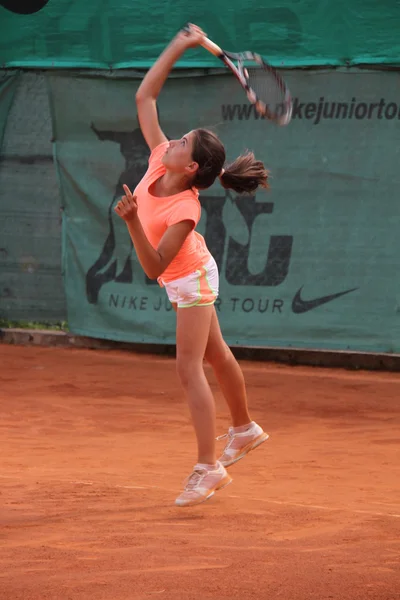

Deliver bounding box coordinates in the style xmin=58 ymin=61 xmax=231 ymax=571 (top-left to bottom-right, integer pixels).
xmin=114 ymin=184 xmax=138 ymax=222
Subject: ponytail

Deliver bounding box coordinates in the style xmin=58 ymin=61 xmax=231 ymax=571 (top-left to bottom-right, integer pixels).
xmin=191 ymin=129 xmax=269 ymax=193
xmin=219 ymin=151 xmax=269 ymax=194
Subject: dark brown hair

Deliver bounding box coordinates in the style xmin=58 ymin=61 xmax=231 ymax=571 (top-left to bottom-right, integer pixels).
xmin=191 ymin=128 xmax=269 ymax=194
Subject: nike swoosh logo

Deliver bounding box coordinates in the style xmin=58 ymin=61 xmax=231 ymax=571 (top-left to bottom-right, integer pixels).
xmin=292 ymin=286 xmax=358 ymax=314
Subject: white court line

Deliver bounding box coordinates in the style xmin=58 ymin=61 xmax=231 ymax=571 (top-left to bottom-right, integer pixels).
xmin=226 ymin=494 xmax=400 ymax=519
xmin=70 ymin=479 xmax=400 ymax=519
xmin=370 ymin=501 xmax=400 ymax=507
xmin=2 ymin=475 xmax=399 ymax=519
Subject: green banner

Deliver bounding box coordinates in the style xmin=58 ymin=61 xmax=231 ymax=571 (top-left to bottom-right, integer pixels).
xmin=0 ymin=72 xmax=18 ymax=149
xmin=1 ymin=0 xmax=400 ymax=69
xmin=0 ymin=72 xmax=19 ymax=321
xmin=0 ymin=72 xmax=66 ymax=323
xmin=48 ymin=69 xmax=400 ymax=352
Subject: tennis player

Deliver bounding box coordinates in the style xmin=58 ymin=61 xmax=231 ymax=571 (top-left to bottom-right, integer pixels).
xmin=115 ymin=24 xmax=269 ymax=507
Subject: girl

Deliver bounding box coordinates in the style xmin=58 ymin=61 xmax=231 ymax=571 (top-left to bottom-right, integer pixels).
xmin=115 ymin=24 xmax=269 ymax=507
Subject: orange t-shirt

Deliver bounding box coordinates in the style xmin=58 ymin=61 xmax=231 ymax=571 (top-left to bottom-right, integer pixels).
xmin=134 ymin=142 xmax=211 ymax=284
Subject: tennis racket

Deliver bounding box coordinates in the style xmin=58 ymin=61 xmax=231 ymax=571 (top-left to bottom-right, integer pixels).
xmin=183 ymin=24 xmax=292 ymax=126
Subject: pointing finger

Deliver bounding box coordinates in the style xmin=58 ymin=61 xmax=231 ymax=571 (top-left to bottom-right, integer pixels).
xmin=123 ymin=184 xmax=132 ymax=198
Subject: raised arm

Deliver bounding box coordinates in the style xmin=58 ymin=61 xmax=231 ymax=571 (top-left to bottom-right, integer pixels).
xmin=135 ymin=24 xmax=206 ymax=151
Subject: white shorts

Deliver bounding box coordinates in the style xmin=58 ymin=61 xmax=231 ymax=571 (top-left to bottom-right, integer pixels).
xmin=162 ymin=257 xmax=219 ymax=308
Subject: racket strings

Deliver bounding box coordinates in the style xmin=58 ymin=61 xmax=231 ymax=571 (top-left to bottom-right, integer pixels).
xmin=246 ymin=67 xmax=286 ymax=115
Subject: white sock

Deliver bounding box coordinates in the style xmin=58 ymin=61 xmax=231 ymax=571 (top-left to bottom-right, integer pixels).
xmin=232 ymin=422 xmax=253 ymax=434
xmin=195 ymin=462 xmax=218 ymax=471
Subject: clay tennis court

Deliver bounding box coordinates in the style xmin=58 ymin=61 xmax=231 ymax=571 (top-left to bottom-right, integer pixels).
xmin=1 ymin=344 xmax=399 ymax=600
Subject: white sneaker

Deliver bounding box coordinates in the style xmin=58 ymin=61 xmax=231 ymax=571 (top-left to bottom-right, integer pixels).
xmin=217 ymin=422 xmax=269 ymax=468
xmin=175 ymin=462 xmax=232 ymax=507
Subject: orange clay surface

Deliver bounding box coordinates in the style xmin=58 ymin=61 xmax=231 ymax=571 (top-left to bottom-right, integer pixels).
xmin=1 ymin=345 xmax=400 ymax=600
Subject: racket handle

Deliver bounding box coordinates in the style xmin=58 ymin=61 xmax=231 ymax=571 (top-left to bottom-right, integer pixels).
xmin=201 ymin=37 xmax=223 ymax=57
xmin=181 ymin=24 xmax=223 ymax=57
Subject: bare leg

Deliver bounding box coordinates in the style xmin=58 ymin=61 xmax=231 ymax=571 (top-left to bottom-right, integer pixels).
xmin=175 ymin=304 xmax=216 ymax=465
xmin=204 ymin=308 xmax=252 ymax=428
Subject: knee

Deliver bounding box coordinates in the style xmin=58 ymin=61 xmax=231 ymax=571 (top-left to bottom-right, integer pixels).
xmin=176 ymin=355 xmax=203 ymax=389
xmin=205 ymin=341 xmax=232 ymax=370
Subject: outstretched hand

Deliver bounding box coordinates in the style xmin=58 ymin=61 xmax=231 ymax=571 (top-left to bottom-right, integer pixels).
xmin=114 ymin=184 xmax=138 ymax=223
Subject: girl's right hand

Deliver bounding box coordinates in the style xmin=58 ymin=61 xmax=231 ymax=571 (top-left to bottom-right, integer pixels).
xmin=114 ymin=185 xmax=138 ymax=223
xmin=176 ymin=23 xmax=206 ymax=49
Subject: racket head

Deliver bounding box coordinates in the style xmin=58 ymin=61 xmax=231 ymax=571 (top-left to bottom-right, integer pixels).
xmin=223 ymin=51 xmax=292 ymax=126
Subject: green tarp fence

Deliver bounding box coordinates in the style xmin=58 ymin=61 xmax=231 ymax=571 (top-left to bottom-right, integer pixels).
xmin=0 ymin=72 xmax=66 ymax=322
xmin=1 ymin=0 xmax=400 ymax=69
xmin=46 ymin=68 xmax=400 ymax=352
xmin=0 ymin=72 xmax=18 ymax=148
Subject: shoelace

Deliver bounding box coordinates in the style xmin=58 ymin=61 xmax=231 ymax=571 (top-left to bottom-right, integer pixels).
xmin=183 ymin=469 xmax=207 ymax=491
xmin=216 ymin=432 xmax=231 ymax=441
xmin=216 ymin=431 xmax=236 ymax=455
xmin=217 ymin=428 xmax=253 ymax=443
